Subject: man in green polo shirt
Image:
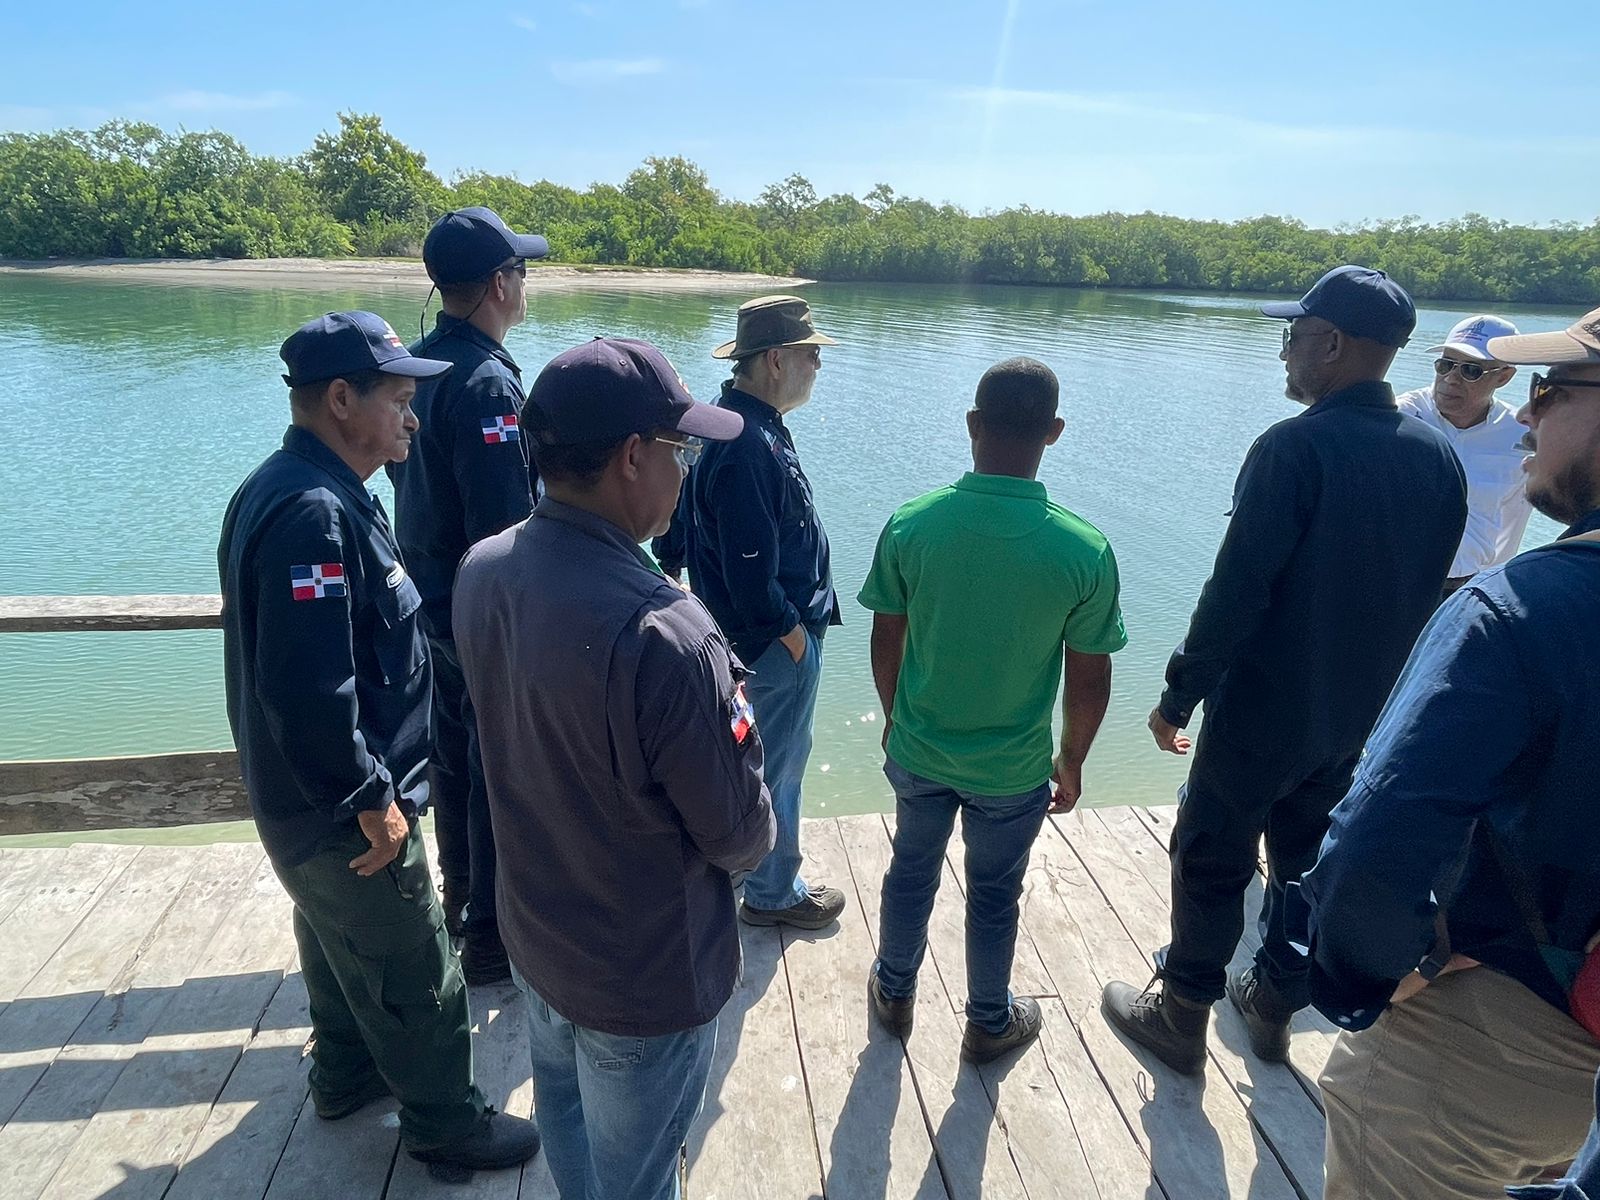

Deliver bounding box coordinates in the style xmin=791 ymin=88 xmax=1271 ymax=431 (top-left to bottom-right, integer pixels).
xmin=860 ymin=356 xmax=1125 ymax=1064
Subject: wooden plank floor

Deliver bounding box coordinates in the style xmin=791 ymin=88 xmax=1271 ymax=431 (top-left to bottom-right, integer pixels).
xmin=0 ymin=810 xmax=1331 ymax=1199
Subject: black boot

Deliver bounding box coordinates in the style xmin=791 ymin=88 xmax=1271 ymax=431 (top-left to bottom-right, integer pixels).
xmin=960 ymin=996 xmax=1043 ymax=1065
xmin=1226 ymin=966 xmax=1294 ymax=1063
xmin=868 ymin=968 xmax=915 ymax=1038
xmin=408 ymin=1108 xmax=540 ymax=1172
xmin=1101 ymin=978 xmax=1210 ymax=1075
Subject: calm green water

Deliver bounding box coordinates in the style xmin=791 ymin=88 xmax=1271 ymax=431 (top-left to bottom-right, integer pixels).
xmin=0 ymin=272 xmax=1570 ymax=842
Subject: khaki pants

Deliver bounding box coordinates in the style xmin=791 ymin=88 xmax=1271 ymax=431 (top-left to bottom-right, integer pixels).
xmin=1322 ymin=966 xmax=1600 ymax=1199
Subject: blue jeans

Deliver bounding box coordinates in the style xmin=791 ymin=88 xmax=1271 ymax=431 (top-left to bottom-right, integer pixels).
xmin=511 ymin=967 xmax=716 ymax=1200
xmin=741 ymin=629 xmax=822 ymax=910
xmin=874 ymin=757 xmax=1051 ymax=1034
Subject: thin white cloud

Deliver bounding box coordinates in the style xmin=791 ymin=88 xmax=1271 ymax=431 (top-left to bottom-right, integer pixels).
xmin=550 ymin=58 xmax=665 ymax=85
xmin=509 ymin=13 xmax=537 ymax=31
xmin=149 ymin=90 xmax=298 ymax=113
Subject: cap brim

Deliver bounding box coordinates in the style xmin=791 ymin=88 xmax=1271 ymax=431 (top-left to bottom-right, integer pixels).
xmin=379 ymin=355 xmax=454 ymax=379
xmin=511 ymin=233 xmax=550 ymax=261
xmin=1426 ymin=341 xmax=1498 ymax=362
xmin=1259 ymin=300 xmax=1307 ymax=319
xmin=710 ymin=331 xmax=840 ymax=360
xmin=1485 ymin=331 xmax=1600 ymax=366
xmin=674 ymin=402 xmax=745 ymax=441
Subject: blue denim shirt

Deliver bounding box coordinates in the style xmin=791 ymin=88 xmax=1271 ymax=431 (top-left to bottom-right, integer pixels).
xmin=220 ymin=426 xmax=432 ymax=867
xmin=1304 ymin=508 xmax=1600 ymax=1030
xmin=671 ymin=382 xmax=841 ymax=663
xmin=386 ymin=314 xmax=533 ymax=640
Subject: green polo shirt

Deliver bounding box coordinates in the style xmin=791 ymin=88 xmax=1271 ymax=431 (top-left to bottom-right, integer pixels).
xmin=858 ymin=472 xmax=1127 ymax=795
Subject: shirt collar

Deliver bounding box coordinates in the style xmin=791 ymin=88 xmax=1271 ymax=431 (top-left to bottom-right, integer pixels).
xmin=720 ymin=380 xmax=782 ymax=424
xmin=281 ymin=425 xmax=378 ymax=513
xmin=1561 ymin=509 xmax=1600 ymax=539
xmin=425 ymin=312 xmax=520 ymax=374
xmin=955 ymin=470 xmax=1047 ymax=499
xmin=1307 ymin=380 xmax=1396 ymax=414
xmin=533 ymin=497 xmax=663 ymax=575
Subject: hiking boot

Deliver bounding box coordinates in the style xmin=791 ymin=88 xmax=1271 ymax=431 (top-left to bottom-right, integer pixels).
xmin=408 ymin=1108 xmax=541 ymax=1172
xmin=1101 ymin=978 xmax=1210 ymax=1075
xmin=1226 ymin=966 xmax=1294 ymax=1063
xmin=739 ymin=885 xmax=846 ymax=930
xmin=868 ymin=968 xmax=915 ymax=1038
xmin=313 ymin=1073 xmax=392 ymax=1121
xmin=441 ymin=881 xmax=467 ymax=940
xmin=462 ymin=925 xmax=512 ymax=986
xmin=961 ymin=996 xmax=1043 ymax=1064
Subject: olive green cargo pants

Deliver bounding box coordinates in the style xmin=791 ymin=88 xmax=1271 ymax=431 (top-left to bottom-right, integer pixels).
xmin=274 ymin=820 xmax=486 ymax=1151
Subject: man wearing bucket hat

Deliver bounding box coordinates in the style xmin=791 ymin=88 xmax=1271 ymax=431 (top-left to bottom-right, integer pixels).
xmin=220 ymin=311 xmax=541 ymax=1172
xmin=1396 ymin=314 xmax=1533 ymax=598
xmin=1302 ymin=306 xmax=1600 ymax=1198
xmin=388 ymin=206 xmax=549 ymax=983
xmin=1101 ymin=266 xmax=1467 ymax=1075
xmin=454 ymin=336 xmax=774 ymax=1200
xmin=666 ymin=295 xmax=847 ymax=931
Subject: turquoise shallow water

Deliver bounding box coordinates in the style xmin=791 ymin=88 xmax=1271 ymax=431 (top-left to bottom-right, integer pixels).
xmin=0 ymin=272 xmax=1570 ymax=838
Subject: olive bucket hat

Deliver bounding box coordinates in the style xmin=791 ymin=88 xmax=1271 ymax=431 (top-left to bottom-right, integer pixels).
xmin=711 ymin=294 xmax=839 ymax=360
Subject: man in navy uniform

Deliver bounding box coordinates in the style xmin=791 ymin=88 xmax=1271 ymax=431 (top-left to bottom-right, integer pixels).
xmin=220 ymin=311 xmax=540 ymax=1172
xmin=662 ymin=295 xmax=846 ymax=931
xmin=388 ymin=206 xmax=548 ymax=983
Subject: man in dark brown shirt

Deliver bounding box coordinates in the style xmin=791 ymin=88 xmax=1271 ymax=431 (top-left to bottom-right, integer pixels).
xmin=454 ymin=336 xmax=774 ymax=1200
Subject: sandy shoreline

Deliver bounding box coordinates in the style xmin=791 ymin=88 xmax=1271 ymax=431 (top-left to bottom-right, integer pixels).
xmin=0 ymin=257 xmax=811 ymax=294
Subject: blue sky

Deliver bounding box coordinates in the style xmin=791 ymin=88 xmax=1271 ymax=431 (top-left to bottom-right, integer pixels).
xmin=4 ymin=0 xmax=1595 ymax=227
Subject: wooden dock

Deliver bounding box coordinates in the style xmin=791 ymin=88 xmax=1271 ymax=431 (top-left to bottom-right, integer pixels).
xmin=0 ymin=807 xmax=1334 ymax=1200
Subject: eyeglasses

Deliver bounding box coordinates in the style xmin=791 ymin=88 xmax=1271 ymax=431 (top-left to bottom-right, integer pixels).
xmin=1434 ymin=358 xmax=1498 ymax=382
xmin=785 ymin=344 xmax=821 ymax=365
xmin=653 ymin=434 xmax=703 ymax=467
xmin=497 ymin=259 xmax=527 ymax=278
xmin=1281 ymin=325 xmax=1333 ymax=351
xmin=1528 ymin=372 xmax=1600 ymax=416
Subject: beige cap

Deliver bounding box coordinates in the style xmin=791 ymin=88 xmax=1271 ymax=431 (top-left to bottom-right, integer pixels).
xmin=1486 ymin=307 xmax=1600 ymax=365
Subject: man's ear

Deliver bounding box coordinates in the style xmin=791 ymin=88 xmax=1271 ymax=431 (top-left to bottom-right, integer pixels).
xmin=324 ymin=378 xmax=355 ymax=421
xmin=1043 ymin=415 xmax=1066 ymax=446
xmin=966 ymin=409 xmax=982 ymax=441
xmin=617 ymin=432 xmax=647 ymax=481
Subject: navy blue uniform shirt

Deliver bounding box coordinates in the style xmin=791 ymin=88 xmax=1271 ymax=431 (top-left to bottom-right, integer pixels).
xmin=668 ymin=382 xmax=841 ymax=663
xmin=386 ymin=313 xmax=533 ymax=640
xmin=1304 ymin=509 xmax=1600 ymax=1030
xmin=1159 ymin=380 xmax=1467 ymax=773
xmin=220 ymin=426 xmax=432 ymax=868
xmin=454 ymin=499 xmax=775 ymax=1036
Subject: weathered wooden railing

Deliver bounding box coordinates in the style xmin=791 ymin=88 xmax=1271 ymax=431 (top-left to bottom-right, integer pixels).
xmin=0 ymin=595 xmax=249 ymax=836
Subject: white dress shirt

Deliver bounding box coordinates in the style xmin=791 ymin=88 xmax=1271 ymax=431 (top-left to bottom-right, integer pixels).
xmin=1396 ymin=385 xmax=1533 ymax=577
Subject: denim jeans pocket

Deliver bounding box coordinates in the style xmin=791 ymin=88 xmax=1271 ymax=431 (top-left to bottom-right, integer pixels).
xmin=590 ymin=1036 xmax=646 ymax=1071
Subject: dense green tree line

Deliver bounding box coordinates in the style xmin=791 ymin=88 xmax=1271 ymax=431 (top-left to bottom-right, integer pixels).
xmin=3 ymin=114 xmax=1597 ymax=304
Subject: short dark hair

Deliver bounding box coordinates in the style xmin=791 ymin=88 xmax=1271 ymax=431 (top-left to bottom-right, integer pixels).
xmin=289 ymin=369 xmax=389 ymax=412
xmin=973 ymin=357 xmax=1059 ymax=440
xmin=438 ymin=278 xmax=491 ymax=307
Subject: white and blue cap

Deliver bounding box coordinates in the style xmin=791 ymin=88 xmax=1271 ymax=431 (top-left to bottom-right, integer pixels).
xmin=1427 ymin=315 xmax=1520 ymax=363
xmin=280 ymin=311 xmax=453 ymax=388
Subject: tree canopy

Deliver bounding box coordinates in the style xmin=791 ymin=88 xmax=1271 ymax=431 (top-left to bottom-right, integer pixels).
xmin=2 ymin=115 xmax=1597 ymax=304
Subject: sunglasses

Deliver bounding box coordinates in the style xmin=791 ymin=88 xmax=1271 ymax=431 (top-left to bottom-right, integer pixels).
xmin=1529 ymin=372 xmax=1600 ymax=416
xmin=1281 ymin=325 xmax=1333 ymax=351
xmin=1434 ymin=358 xmax=1499 ymax=382
xmin=653 ymin=434 xmax=703 ymax=468
xmin=498 ymin=259 xmax=527 ymax=278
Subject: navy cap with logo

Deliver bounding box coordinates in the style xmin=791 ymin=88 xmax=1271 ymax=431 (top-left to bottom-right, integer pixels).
xmin=280 ymin=311 xmax=453 ymax=388
xmin=525 ymin=337 xmax=745 ymax=445
xmin=423 ymin=207 xmax=551 ymax=286
xmin=1261 ymin=265 xmax=1417 ymax=348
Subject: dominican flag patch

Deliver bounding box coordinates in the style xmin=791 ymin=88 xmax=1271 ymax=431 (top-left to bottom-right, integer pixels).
xmin=482 ymin=414 xmax=520 ymax=443
xmin=291 ymin=563 xmax=346 ymax=601
xmin=730 ymin=681 xmax=756 ymax=745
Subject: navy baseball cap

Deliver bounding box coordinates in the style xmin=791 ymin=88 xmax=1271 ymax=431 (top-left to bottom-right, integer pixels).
xmin=280 ymin=311 xmax=453 ymax=388
xmin=525 ymin=337 xmax=745 ymax=445
xmin=423 ymin=207 xmax=550 ymax=286
xmin=1261 ymin=265 xmax=1417 ymax=347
